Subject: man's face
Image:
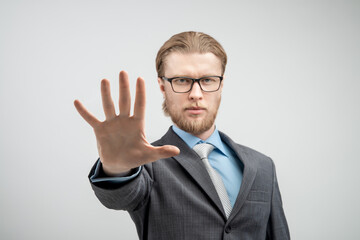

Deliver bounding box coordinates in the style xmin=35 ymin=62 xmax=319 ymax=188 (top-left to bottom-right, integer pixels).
xmin=158 ymin=52 xmax=224 ymax=135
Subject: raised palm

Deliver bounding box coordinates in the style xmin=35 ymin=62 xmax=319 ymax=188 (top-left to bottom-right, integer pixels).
xmin=74 ymin=71 xmax=179 ymax=175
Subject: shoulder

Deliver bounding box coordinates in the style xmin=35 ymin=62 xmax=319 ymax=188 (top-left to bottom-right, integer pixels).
xmin=237 ymin=143 xmax=274 ymax=169
xmin=219 ymin=131 xmax=275 ymax=169
xmin=236 ymin=142 xmax=271 ymax=161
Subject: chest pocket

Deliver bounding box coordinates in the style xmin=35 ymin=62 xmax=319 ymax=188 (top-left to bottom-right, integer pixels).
xmin=246 ymin=190 xmax=271 ymax=203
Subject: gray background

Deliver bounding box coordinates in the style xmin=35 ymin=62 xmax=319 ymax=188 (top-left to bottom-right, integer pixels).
xmin=1 ymin=0 xmax=359 ymax=239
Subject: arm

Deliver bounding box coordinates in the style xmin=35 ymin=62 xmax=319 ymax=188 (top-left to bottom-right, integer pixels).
xmin=89 ymin=159 xmax=141 ymax=184
xmin=74 ymin=71 xmax=179 ymax=208
xmin=266 ymin=161 xmax=291 ymax=240
xmin=89 ymin=161 xmax=153 ymax=211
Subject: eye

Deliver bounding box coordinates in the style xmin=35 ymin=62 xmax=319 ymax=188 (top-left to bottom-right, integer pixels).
xmin=173 ymin=78 xmax=192 ymax=85
xmin=200 ymin=77 xmax=216 ymax=84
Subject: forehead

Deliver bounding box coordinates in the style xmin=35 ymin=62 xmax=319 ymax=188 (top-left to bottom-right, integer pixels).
xmin=164 ymin=52 xmax=222 ymax=77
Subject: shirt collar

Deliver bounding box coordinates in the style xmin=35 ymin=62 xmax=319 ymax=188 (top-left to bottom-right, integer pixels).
xmin=172 ymin=125 xmax=228 ymax=156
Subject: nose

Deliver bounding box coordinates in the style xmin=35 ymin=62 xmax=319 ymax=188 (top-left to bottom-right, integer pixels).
xmin=188 ymin=81 xmax=203 ymax=101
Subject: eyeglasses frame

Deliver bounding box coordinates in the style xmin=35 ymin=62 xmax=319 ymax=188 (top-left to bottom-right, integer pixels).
xmin=160 ymin=76 xmax=223 ymax=93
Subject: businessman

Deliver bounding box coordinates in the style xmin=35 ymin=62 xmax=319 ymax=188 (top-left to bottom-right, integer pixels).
xmin=74 ymin=31 xmax=290 ymax=239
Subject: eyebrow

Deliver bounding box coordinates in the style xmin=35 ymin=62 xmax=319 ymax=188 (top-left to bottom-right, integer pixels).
xmin=168 ymin=74 xmax=221 ymax=78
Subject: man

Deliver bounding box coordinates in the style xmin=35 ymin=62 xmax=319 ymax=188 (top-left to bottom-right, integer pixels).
xmin=74 ymin=31 xmax=290 ymax=239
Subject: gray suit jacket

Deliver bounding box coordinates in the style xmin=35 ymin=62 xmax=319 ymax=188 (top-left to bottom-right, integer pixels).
xmin=89 ymin=127 xmax=290 ymax=240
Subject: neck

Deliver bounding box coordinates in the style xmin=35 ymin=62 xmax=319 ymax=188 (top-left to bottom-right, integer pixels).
xmin=183 ymin=124 xmax=216 ymax=140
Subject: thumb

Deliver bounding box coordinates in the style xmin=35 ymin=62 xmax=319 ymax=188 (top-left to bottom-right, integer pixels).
xmin=152 ymin=145 xmax=180 ymax=160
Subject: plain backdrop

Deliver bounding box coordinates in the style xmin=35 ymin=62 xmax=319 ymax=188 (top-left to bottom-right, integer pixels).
xmin=1 ymin=0 xmax=359 ymax=239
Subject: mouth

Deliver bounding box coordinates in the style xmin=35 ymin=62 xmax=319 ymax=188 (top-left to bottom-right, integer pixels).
xmin=185 ymin=107 xmax=206 ymax=115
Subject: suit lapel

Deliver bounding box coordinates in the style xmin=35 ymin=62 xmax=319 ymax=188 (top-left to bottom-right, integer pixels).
xmin=159 ymin=127 xmax=227 ymax=218
xmin=219 ymin=131 xmax=257 ymax=221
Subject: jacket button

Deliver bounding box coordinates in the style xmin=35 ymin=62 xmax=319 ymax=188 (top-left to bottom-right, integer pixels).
xmin=225 ymin=225 xmax=231 ymax=233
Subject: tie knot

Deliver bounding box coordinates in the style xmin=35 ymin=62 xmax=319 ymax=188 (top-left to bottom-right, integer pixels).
xmin=193 ymin=143 xmax=214 ymax=159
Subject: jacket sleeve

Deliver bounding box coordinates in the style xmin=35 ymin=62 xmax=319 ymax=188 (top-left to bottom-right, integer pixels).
xmin=266 ymin=160 xmax=291 ymax=239
xmin=88 ymin=160 xmax=154 ymax=212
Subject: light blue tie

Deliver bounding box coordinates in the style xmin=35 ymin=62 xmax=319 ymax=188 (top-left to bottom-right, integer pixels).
xmin=193 ymin=143 xmax=232 ymax=218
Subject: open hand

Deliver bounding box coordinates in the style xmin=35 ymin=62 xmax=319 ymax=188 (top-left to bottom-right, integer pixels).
xmin=74 ymin=71 xmax=180 ymax=176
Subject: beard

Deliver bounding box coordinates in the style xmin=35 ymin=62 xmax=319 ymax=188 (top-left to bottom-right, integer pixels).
xmin=162 ymin=96 xmax=221 ymax=135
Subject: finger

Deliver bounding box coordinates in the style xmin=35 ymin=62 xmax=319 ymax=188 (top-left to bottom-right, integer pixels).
xmin=74 ymin=100 xmax=101 ymax=127
xmin=133 ymin=77 xmax=146 ymax=119
xmin=151 ymin=145 xmax=180 ymax=160
xmin=119 ymin=71 xmax=131 ymax=116
xmin=101 ymin=79 xmax=116 ymax=120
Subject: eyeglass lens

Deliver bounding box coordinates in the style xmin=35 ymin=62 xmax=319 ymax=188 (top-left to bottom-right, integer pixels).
xmin=171 ymin=77 xmax=221 ymax=93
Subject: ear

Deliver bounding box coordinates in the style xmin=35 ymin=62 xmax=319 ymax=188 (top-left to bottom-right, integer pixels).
xmin=158 ymin=77 xmax=166 ymax=95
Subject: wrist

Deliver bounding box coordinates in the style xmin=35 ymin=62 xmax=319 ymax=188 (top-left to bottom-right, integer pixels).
xmin=102 ymin=164 xmax=132 ymax=177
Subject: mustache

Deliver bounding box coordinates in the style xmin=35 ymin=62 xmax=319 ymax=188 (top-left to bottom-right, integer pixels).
xmin=184 ymin=104 xmax=207 ymax=110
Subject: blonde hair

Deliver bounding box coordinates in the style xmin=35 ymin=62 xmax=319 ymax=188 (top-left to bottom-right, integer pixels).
xmin=156 ymin=31 xmax=227 ymax=77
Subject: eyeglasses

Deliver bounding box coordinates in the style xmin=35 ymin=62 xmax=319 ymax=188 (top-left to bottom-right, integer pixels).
xmin=161 ymin=76 xmax=223 ymax=93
